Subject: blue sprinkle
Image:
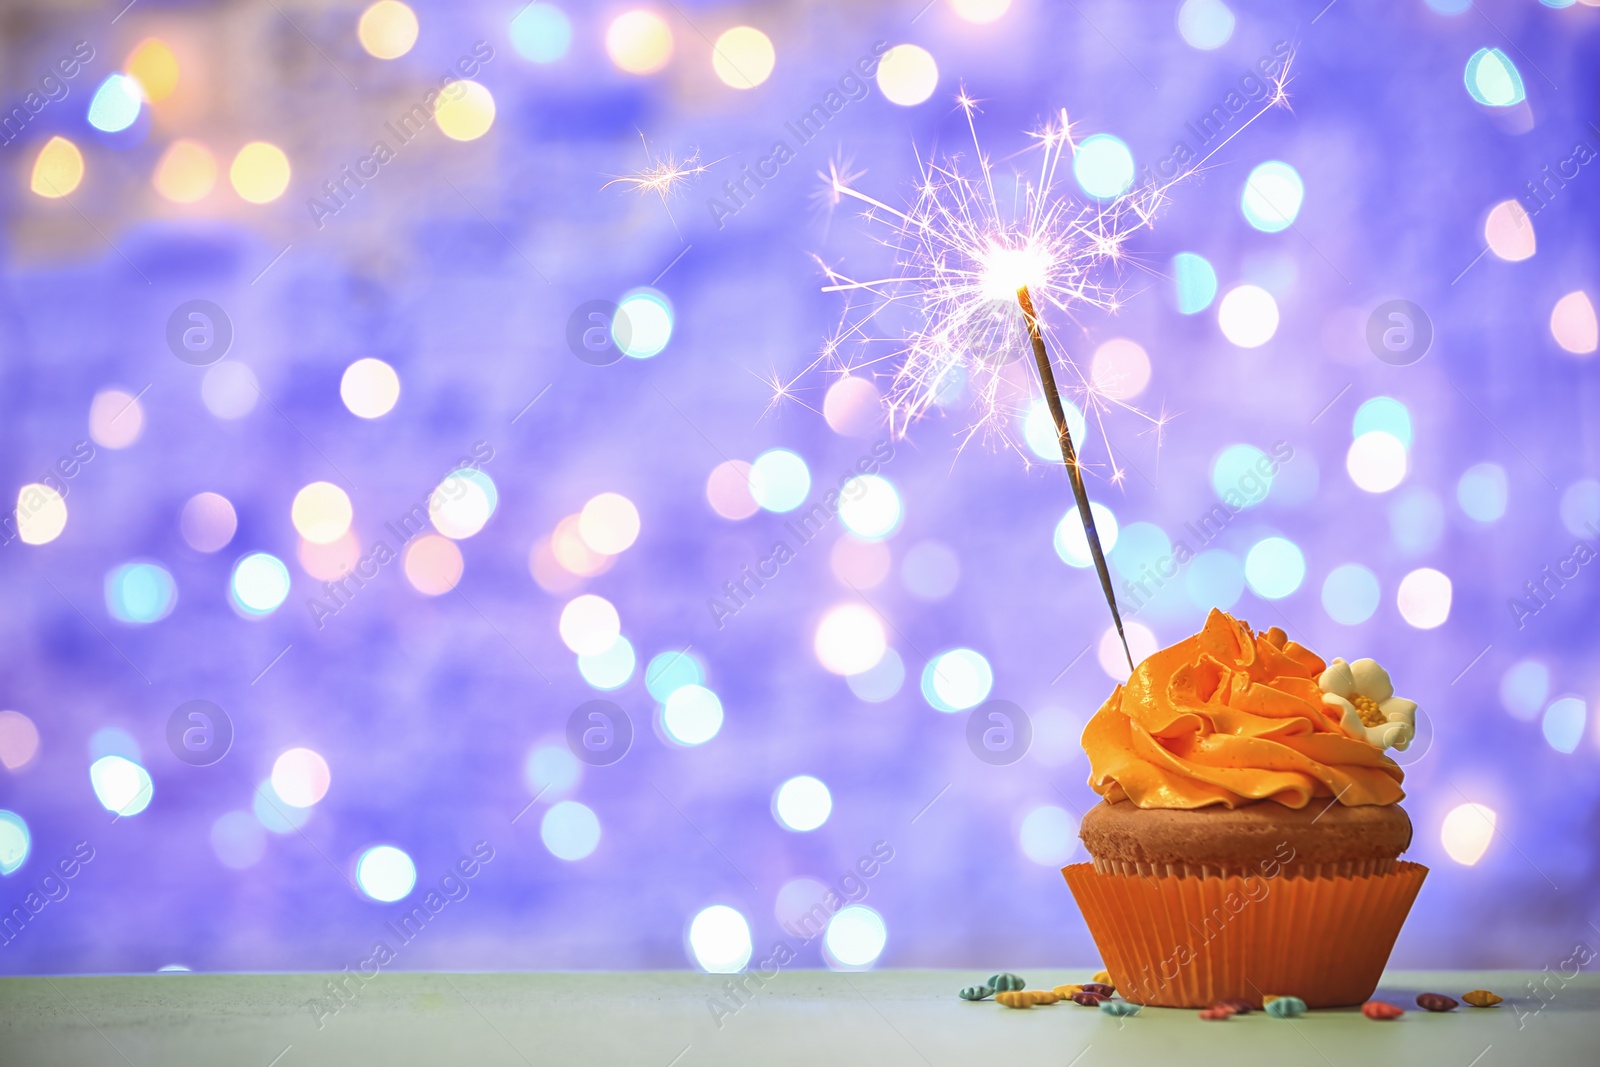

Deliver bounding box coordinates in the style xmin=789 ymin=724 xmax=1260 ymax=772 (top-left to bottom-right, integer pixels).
xmin=987 ymin=973 xmax=1025 ymax=992
xmin=1266 ymin=996 xmax=1307 ymax=1018
xmin=1100 ymin=1000 xmax=1141 ymax=1017
xmin=959 ymin=986 xmax=993 ymax=1001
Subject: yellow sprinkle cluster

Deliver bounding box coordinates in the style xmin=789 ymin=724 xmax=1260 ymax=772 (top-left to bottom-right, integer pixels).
xmin=1052 ymin=984 xmax=1083 ymax=997
xmin=1462 ymin=990 xmax=1503 ymax=1008
xmin=1092 ymin=970 xmax=1112 ymax=985
xmin=1352 ymin=694 xmax=1386 ymax=727
xmin=997 ymin=990 xmax=1061 ymax=1008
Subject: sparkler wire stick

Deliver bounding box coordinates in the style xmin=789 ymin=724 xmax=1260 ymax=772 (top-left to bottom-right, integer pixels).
xmin=1016 ymin=284 xmax=1134 ymax=673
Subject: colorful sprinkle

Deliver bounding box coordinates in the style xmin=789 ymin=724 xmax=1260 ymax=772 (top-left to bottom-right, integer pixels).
xmin=1417 ymin=993 xmax=1458 ymax=1012
xmin=1264 ymin=996 xmax=1307 ymax=1018
xmin=1092 ymin=969 xmax=1112 ymax=985
xmin=997 ymin=989 xmax=1059 ymax=1008
xmin=1052 ymin=984 xmax=1084 ymax=997
xmin=1100 ymin=1000 xmax=1141 ymax=1017
xmin=1199 ymin=1005 xmax=1236 ymax=1020
xmin=959 ymin=986 xmax=992 ymax=1001
xmin=1071 ymin=991 xmax=1108 ymax=1007
xmin=1215 ymin=997 xmax=1254 ymax=1014
xmin=1362 ymin=1000 xmax=1405 ymax=1020
xmin=1081 ymin=982 xmax=1115 ymax=998
xmin=1462 ymin=990 xmax=1503 ymax=1008
xmin=987 ymin=973 xmax=1025 ymax=992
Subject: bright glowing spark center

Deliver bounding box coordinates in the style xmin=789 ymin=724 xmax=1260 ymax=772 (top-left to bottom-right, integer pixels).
xmin=978 ymin=242 xmax=1051 ymax=301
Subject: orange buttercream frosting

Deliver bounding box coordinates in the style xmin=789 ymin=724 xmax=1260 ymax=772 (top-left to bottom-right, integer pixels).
xmin=1084 ymin=609 xmax=1405 ymax=810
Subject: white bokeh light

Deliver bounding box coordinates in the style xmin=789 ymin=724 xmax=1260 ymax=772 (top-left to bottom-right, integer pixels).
xmin=662 ymin=684 xmax=724 ymax=746
xmin=1217 ymin=284 xmax=1279 ymax=347
xmin=824 ymin=905 xmax=887 ymax=969
xmin=340 ymin=358 xmax=401 ymax=418
xmin=838 ymin=476 xmax=902 ymax=540
xmin=814 ymin=604 xmax=887 ymax=676
xmin=688 ymin=905 xmax=753 ymax=973
xmin=1347 ymin=431 xmax=1408 ymax=493
xmin=541 ymin=800 xmax=602 ymax=861
xmin=271 ymin=747 xmax=331 ymax=807
xmin=773 ymin=776 xmax=832 ymax=832
xmin=1396 ymin=567 xmax=1452 ymax=629
xmin=90 ymin=755 xmax=153 ymax=816
xmin=1098 ymin=621 xmax=1157 ymax=682
xmin=748 ymin=449 xmax=811 ymax=512
xmin=430 ymin=472 xmax=494 ymax=539
xmin=355 ymin=845 xmax=416 ymax=902
xmin=1440 ymin=803 xmax=1495 ymax=866
xmin=1018 ymin=805 xmax=1078 ymax=866
xmin=559 ymin=594 xmax=621 ymax=656
xmin=921 ymin=648 xmax=993 ymax=712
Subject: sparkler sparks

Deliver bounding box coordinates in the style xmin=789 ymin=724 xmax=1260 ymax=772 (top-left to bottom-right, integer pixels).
xmin=815 ymin=70 xmax=1293 ymax=666
xmin=602 ymin=134 xmax=712 ymax=220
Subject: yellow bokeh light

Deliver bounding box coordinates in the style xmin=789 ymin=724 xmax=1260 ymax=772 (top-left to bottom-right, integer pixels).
xmin=153 ymin=140 xmax=217 ymax=203
xmin=876 ymin=44 xmax=938 ymax=107
xmin=126 ymin=38 xmax=180 ymax=102
xmin=16 ymin=483 xmax=68 ymax=545
xmin=230 ymin=141 xmax=291 ymax=204
xmin=606 ymin=10 xmax=674 ymax=75
xmin=1483 ymin=199 xmax=1534 ymax=261
xmin=711 ymin=26 xmax=775 ymax=89
xmin=551 ymin=514 xmax=614 ymax=577
xmin=435 ymin=81 xmax=496 ymax=141
xmin=529 ymin=537 xmax=585 ymax=595
xmin=30 ymin=136 xmax=84 ymax=199
xmin=1550 ymin=291 xmax=1597 ymax=356
xmin=950 ymin=0 xmax=1012 ymax=23
xmin=404 ymin=533 xmax=464 ymax=595
xmin=578 ymin=493 xmax=641 ymax=555
xmin=1440 ymin=802 xmax=1496 ymax=866
xmin=291 ymin=482 xmax=354 ymax=544
xmin=358 ymin=1 xmax=420 ymax=60
xmin=298 ymin=531 xmax=362 ymax=581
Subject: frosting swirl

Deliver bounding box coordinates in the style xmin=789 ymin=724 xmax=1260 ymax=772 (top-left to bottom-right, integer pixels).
xmin=1083 ymin=609 xmax=1405 ymax=810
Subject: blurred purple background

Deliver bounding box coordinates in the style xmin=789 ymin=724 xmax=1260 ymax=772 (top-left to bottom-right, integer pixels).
xmin=1 ymin=0 xmax=1598 ymax=978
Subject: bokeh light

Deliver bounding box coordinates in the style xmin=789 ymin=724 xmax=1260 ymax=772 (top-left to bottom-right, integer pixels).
xmin=830 ymin=535 xmax=891 ymax=590
xmin=837 ymin=475 xmax=902 ymax=540
xmin=1456 ymin=462 xmax=1507 ymax=522
xmin=1542 ymin=696 xmax=1586 ymax=755
xmin=89 ymin=388 xmax=145 ymax=449
xmin=87 ymin=74 xmax=143 ymax=133
xmin=712 ymin=26 xmax=775 ymax=89
xmin=550 ymin=514 xmax=614 ymax=577
xmin=1500 ymin=659 xmax=1550 ymax=721
xmin=1396 ymin=567 xmax=1452 ymax=629
xmin=1177 ymin=0 xmax=1235 ymax=49
xmin=773 ymin=775 xmax=832 ymax=832
xmin=299 ymin=531 xmax=361 ymax=581
xmin=1440 ymin=803 xmax=1495 ymax=866
xmin=1073 ymin=133 xmax=1134 ymax=199
xmin=1244 ymin=536 xmax=1305 ymax=599
xmin=1217 ymin=284 xmax=1279 ymax=347
xmin=921 ymin=648 xmax=992 ymax=712
xmin=429 ymin=472 xmax=493 ymax=539
xmin=525 ymin=745 xmax=581 ymax=799
xmin=1464 ymin=47 xmax=1525 ymax=107
xmin=606 ymin=10 xmax=674 ymax=76
xmin=230 ymin=552 xmax=292 ymax=616
xmin=578 ymin=635 xmax=636 ymax=689
xmin=1172 ymin=252 xmax=1217 ymax=313
xmin=1561 ymin=480 xmax=1600 ymax=536
xmin=1346 ymin=431 xmax=1408 ymax=493
xmin=1240 ymin=160 xmax=1304 ymax=234
xmin=1089 ymin=338 xmax=1150 ymax=399
xmin=211 ymin=812 xmax=266 ymax=871
xmin=1211 ymin=444 xmax=1273 ymax=507
xmin=663 ymin=685 xmax=724 ymax=746
xmin=355 ymin=845 xmax=416 ymax=902
xmin=357 ymin=1 xmax=419 ymax=60
xmin=645 ymin=649 xmax=704 ymax=702
xmin=877 ymin=44 xmax=938 ymax=106
xmin=1353 ymin=396 xmax=1413 ymax=449
xmin=688 ymin=905 xmax=751 ymax=973
xmin=823 ymin=377 xmax=883 ymax=436
xmin=181 ymin=492 xmax=237 ymax=553
xmin=153 ymin=140 xmax=217 ymax=203
xmin=0 ymin=811 xmax=29 ymax=875
xmin=823 ymin=905 xmax=887 ymax=969
xmin=30 ymin=136 xmax=84 ymax=198
xmin=105 ymin=562 xmax=177 ymax=624
xmin=254 ymin=780 xmax=310 ymax=834
xmin=579 ymin=493 xmax=641 ymax=554
xmin=560 ymin=594 xmax=621 ymax=655
xmin=435 ymin=81 xmax=496 ymax=141
xmin=1185 ymin=550 xmax=1243 ymax=611
xmin=613 ymin=288 xmax=674 ymax=358
xmin=229 ymin=142 xmax=291 ymax=204
xmin=846 ymin=648 xmax=905 ymax=703
xmin=1484 ymin=199 xmax=1535 ymax=261
xmin=1018 ymin=805 xmax=1078 ymax=866
xmin=292 ymin=482 xmax=354 ymax=544
xmin=16 ymin=484 xmax=68 ymax=546
xmin=200 ymin=362 xmax=259 ymax=420
xmin=749 ymin=449 xmax=811 ymax=512
xmin=510 ymin=4 xmax=572 ymax=62
xmin=271 ymin=748 xmax=331 ymax=807
xmin=1321 ymin=563 xmax=1380 ymax=625
xmin=1053 ymin=502 xmax=1118 ymax=568
xmin=126 ymin=38 xmax=179 ymax=101
xmin=706 ymin=460 xmax=759 ymax=520
xmin=1023 ymin=396 xmax=1086 ymax=460
xmin=950 ymin=0 xmax=1012 ymax=24
xmin=0 ymin=711 xmax=41 ymax=771
xmin=1550 ymin=291 xmax=1597 ymax=355
xmin=542 ymin=801 xmax=602 ymax=861
xmin=1098 ymin=621 xmax=1158 ymax=681
xmin=814 ymin=604 xmax=887 ymax=675
xmin=90 ymin=755 xmax=153 ymax=817
xmin=340 ymin=358 xmax=401 ymax=418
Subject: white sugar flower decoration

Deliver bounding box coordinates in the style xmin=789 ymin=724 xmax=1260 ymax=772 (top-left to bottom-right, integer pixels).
xmin=1318 ymin=658 xmax=1416 ymax=751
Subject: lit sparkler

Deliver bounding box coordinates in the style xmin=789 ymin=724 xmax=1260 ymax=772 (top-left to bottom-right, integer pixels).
xmin=602 ymin=134 xmax=712 ymax=222
xmin=818 ymin=73 xmax=1291 ymax=669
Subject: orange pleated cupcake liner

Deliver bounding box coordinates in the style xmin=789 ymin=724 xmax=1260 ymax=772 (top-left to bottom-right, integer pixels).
xmin=1062 ymin=860 xmax=1427 ymax=1009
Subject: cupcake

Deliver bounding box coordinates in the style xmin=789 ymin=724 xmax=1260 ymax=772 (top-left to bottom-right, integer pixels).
xmin=1062 ymin=609 xmax=1427 ymax=1009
